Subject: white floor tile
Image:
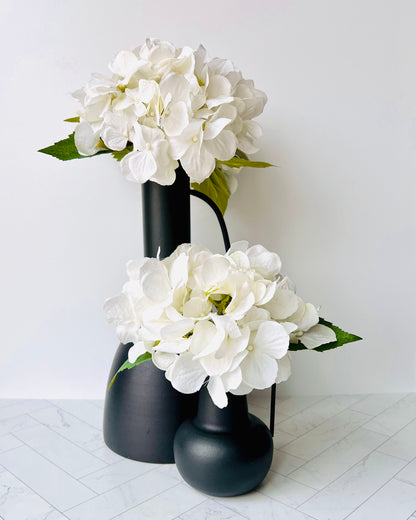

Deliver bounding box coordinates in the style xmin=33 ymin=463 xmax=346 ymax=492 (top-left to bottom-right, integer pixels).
xmin=396 ymin=458 xmax=416 ymax=487
xmin=248 ymin=403 xmax=289 ymax=427
xmin=259 ymin=471 xmax=317 ymax=507
xmin=289 ymin=427 xmax=388 ymax=490
xmin=49 ymin=400 xmax=103 ymax=430
xmin=155 ymin=463 xmax=183 ymax=481
xmin=0 ymin=395 xmax=415 ymax=520
xmin=271 ymin=450 xmax=306 ymax=476
xmin=87 ymin=399 xmax=105 ymax=409
xmin=274 ymin=430 xmax=297 ymax=450
xmin=298 ymin=451 xmax=407 ymax=520
xmin=178 ymin=499 xmax=247 ymax=520
xmin=29 ymin=405 xmax=104 ymax=452
xmin=91 ymin=444 xmax=127 ymax=464
xmin=65 ymin=468 xmax=178 ymax=520
xmin=349 ymin=393 xmax=408 ymax=416
xmin=363 ymin=394 xmax=416 ymax=437
xmin=281 ymin=409 xmax=369 ymax=460
xmin=14 ymin=423 xmax=108 ymax=478
xmin=0 ymin=434 xmax=22 ymax=453
xmin=278 ymin=395 xmax=366 ymax=438
xmin=80 ymin=458 xmax=158 ymax=493
xmin=0 ymin=468 xmax=67 ymax=520
xmin=113 ymin=482 xmax=205 ymax=520
xmin=0 ymin=445 xmax=96 ymax=511
xmin=0 ymin=400 xmax=49 ymax=421
xmin=347 ymin=478 xmax=416 ymax=520
xmin=378 ymin=419 xmax=416 ymax=461
xmin=0 ymin=414 xmax=40 ymax=436
xmin=274 ymin=395 xmax=326 ymax=417
xmin=217 ymin=491 xmax=316 ymax=519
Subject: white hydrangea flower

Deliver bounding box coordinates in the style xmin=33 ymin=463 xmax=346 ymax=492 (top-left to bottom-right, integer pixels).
xmin=72 ymin=39 xmax=267 ymax=187
xmin=105 ymin=242 xmax=337 ymax=408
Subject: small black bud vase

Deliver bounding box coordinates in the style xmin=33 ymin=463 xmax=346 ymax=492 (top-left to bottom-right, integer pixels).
xmin=174 ymin=385 xmax=273 ymax=497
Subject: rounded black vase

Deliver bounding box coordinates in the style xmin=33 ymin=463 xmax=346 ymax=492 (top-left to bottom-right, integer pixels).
xmin=174 ymin=385 xmax=273 ymax=497
xmin=103 ymin=166 xmax=198 ymax=463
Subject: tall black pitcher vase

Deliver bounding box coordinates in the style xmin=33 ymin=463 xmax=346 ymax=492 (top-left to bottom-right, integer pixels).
xmin=103 ymin=166 xmax=198 ymax=463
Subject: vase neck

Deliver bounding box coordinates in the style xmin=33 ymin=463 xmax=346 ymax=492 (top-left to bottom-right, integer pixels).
xmin=141 ymin=164 xmax=190 ymax=258
xmin=194 ymin=385 xmax=250 ymax=433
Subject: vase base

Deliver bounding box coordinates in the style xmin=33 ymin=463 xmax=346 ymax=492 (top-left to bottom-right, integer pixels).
xmin=103 ymin=343 xmax=198 ymax=464
xmin=174 ymin=412 xmax=273 ymax=497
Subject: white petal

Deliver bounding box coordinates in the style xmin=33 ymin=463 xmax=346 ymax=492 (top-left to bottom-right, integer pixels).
xmin=240 ymin=351 xmax=277 ymax=389
xmin=298 ymin=303 xmax=319 ymax=332
xmin=120 ymin=151 xmax=157 ymax=184
xmin=74 ymin=122 xmax=101 ymax=156
xmin=238 ymin=306 xmax=271 ymax=330
xmin=110 ymin=50 xmax=140 ymax=80
xmin=200 ymin=351 xmax=233 ymax=376
xmin=192 ymin=321 xmax=225 ymax=359
xmin=204 ymin=130 xmax=237 ymax=161
xmin=140 ymin=261 xmax=171 ymax=302
xmin=204 ymin=117 xmax=231 ymax=140
xmin=222 ymin=366 xmax=243 ymax=391
xmin=103 ymin=294 xmax=132 ymax=325
xmin=276 ymin=353 xmax=291 ymax=383
xmin=226 ymin=292 xmax=255 ymax=321
xmin=254 ymin=321 xmax=289 ymax=359
xmin=256 ymin=281 xmax=277 ymax=306
xmin=230 ymin=380 xmax=253 ymax=395
xmin=163 ymin=102 xmax=189 ymax=136
xmin=182 ymin=297 xmax=211 ymax=318
xmin=181 ymin=144 xmax=215 ymax=183
xmin=247 ymin=245 xmax=282 ymax=279
xmin=206 ymin=75 xmax=231 ymax=100
xmin=161 ymin=319 xmax=194 ymax=341
xmin=263 ymin=288 xmax=299 ymax=320
xmin=126 ymin=259 xmax=146 ymax=280
xmin=198 ymin=255 xmax=231 ymax=290
xmin=169 ymin=253 xmax=188 ymax=289
xmin=101 ymin=126 xmax=127 ymax=151
xmin=207 ymin=376 xmax=228 ymax=408
xmin=152 ymin=351 xmax=177 ymax=371
xmin=167 ymin=353 xmax=207 ymax=394
xmin=301 ymin=324 xmax=336 ymax=349
xmin=156 ymin=338 xmax=190 ymax=354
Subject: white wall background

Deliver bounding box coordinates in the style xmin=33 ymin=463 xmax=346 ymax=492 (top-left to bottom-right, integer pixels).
xmin=0 ymin=0 xmax=415 ymax=399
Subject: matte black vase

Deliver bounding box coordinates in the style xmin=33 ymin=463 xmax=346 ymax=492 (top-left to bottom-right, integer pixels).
xmin=174 ymin=385 xmax=274 ymax=497
xmin=103 ymin=166 xmax=198 ymax=463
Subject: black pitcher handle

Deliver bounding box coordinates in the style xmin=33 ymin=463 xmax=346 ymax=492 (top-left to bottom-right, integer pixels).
xmin=190 ymin=190 xmax=276 ymax=437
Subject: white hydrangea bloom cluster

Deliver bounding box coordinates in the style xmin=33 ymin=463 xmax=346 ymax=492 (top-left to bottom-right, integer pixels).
xmin=104 ymin=242 xmax=336 ymax=408
xmin=73 ymin=39 xmax=267 ymax=187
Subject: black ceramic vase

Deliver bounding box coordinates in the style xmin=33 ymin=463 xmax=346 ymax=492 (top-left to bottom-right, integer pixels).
xmin=103 ymin=166 xmax=198 ymax=463
xmin=174 ymin=385 xmax=274 ymax=497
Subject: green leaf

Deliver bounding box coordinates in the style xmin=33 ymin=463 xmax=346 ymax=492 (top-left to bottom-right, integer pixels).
xmin=64 ymin=117 xmax=80 ymax=123
xmin=38 ymin=133 xmax=112 ymax=161
xmin=108 ymin=352 xmax=152 ymax=390
xmin=38 ymin=133 xmax=84 ymax=161
xmin=235 ymin=149 xmax=248 ymax=160
xmin=191 ymin=165 xmax=231 ymax=215
xmin=217 ymin=157 xmax=275 ymax=169
xmin=111 ymin=146 xmax=132 ymax=162
xmin=289 ymin=318 xmax=362 ymax=352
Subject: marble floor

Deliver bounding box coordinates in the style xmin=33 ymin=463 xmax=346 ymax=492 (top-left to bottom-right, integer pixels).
xmin=0 ymin=392 xmax=415 ymax=520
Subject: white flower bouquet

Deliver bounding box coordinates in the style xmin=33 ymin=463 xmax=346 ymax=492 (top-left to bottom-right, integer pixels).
xmin=104 ymin=242 xmax=360 ymax=408
xmin=39 ymin=39 xmax=273 ymax=214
